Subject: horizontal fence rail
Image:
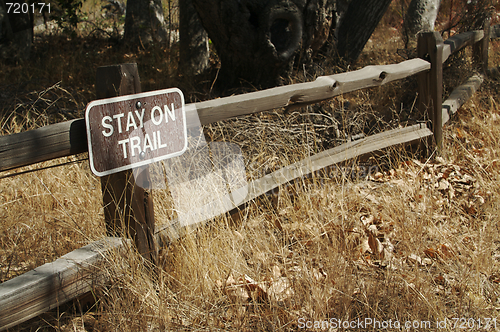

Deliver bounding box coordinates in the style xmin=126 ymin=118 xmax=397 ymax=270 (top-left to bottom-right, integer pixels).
xmin=156 ymin=123 xmax=433 ymax=244
xmin=0 ymin=58 xmax=430 ymax=173
xmin=491 ymin=24 xmax=500 ymax=39
xmin=442 ymin=30 xmax=484 ymax=62
xmin=1 ymin=25 xmax=498 ymax=173
xmin=0 ymin=238 xmax=127 ymax=331
xmin=0 ymin=23 xmax=498 ymax=331
xmin=0 ymin=119 xmax=87 ymax=173
xmin=442 ymin=74 xmax=484 ymax=125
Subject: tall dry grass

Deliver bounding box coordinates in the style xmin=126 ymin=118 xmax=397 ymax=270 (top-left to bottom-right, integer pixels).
xmin=1 ymin=2 xmax=500 ymax=331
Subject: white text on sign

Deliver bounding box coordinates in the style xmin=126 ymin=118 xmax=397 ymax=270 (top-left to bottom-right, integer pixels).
xmin=100 ymin=104 xmax=177 ymax=158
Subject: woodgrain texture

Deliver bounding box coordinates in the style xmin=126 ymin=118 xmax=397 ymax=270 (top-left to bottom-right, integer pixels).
xmin=417 ymin=32 xmax=444 ymax=150
xmin=0 ymin=118 xmax=87 ymax=172
xmin=490 ymin=24 xmax=500 ymax=39
xmin=193 ymin=58 xmax=430 ymax=125
xmin=0 ymin=59 xmax=430 ymax=173
xmin=0 ymin=237 xmax=127 ymax=331
xmin=442 ymin=74 xmax=484 ymax=125
xmin=442 ymin=30 xmax=484 ymax=63
xmin=1 ymin=25 xmax=494 ymax=173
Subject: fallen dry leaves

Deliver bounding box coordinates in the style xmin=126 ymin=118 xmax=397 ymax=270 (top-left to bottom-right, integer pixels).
xmin=212 ymin=152 xmax=500 ymax=325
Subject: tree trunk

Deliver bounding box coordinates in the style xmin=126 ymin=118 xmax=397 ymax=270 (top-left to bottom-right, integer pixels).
xmin=191 ymin=0 xmax=386 ymax=90
xmin=404 ymin=0 xmax=441 ymax=47
xmin=124 ymin=0 xmax=168 ymax=48
xmin=192 ymin=0 xmax=308 ymax=90
xmin=190 ymin=0 xmax=339 ymax=90
xmin=333 ymin=0 xmax=350 ymax=37
xmin=0 ymin=0 xmax=13 ymax=42
xmin=0 ymin=0 xmax=32 ymax=61
xmin=336 ymin=0 xmax=392 ymax=63
xmin=179 ymin=0 xmax=209 ymax=76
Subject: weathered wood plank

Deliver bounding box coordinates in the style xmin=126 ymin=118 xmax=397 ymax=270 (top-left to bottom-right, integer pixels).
xmin=0 ymin=237 xmax=127 ymax=332
xmin=327 ymin=59 xmax=430 ymax=94
xmin=96 ymin=64 xmax=158 ymax=263
xmin=0 ymin=58 xmax=430 ymax=173
xmin=418 ymin=32 xmax=444 ymax=150
xmin=431 ymin=34 xmax=444 ymax=149
xmin=442 ymin=74 xmax=484 ymax=125
xmin=0 ymin=125 xmax=435 ymax=331
xmin=245 ymin=124 xmax=432 ymax=200
xmin=490 ymin=24 xmax=500 ymax=39
xmin=473 ymin=18 xmax=490 ymax=75
xmin=442 ymin=30 xmax=484 ymax=63
xmin=195 ymin=58 xmax=430 ymax=125
xmin=0 ymin=118 xmax=87 ymax=172
xmin=156 ymin=123 xmax=433 ymax=244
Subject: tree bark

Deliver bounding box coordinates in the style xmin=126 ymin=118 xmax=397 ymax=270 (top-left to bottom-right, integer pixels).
xmin=336 ymin=0 xmax=392 ymax=63
xmin=303 ymin=0 xmax=335 ymax=54
xmin=179 ymin=0 xmax=209 ymax=76
xmin=404 ymin=0 xmax=441 ymax=47
xmin=191 ymin=0 xmax=388 ymax=90
xmin=191 ymin=0 xmax=309 ymax=90
xmin=124 ymin=0 xmax=168 ymax=48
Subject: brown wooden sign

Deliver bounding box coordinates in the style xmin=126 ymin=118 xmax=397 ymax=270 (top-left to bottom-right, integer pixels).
xmin=85 ymin=88 xmax=187 ymax=177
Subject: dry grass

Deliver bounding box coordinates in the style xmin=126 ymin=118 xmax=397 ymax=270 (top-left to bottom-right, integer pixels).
xmin=0 ymin=158 xmax=104 ymax=282
xmin=2 ymin=2 xmax=500 ymax=331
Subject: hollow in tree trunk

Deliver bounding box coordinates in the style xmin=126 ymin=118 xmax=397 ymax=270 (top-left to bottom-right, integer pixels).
xmin=191 ymin=0 xmax=390 ymax=91
xmin=191 ymin=0 xmax=312 ymax=90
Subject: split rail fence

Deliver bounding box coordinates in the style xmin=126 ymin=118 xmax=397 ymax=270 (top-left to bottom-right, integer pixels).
xmin=0 ymin=21 xmax=499 ymax=330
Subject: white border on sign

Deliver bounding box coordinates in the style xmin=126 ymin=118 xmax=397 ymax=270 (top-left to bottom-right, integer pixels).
xmin=85 ymin=88 xmax=188 ymax=177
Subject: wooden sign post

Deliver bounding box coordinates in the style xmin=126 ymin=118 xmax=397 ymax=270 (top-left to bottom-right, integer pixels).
xmin=417 ymin=31 xmax=444 ymax=151
xmin=473 ymin=16 xmax=491 ymax=76
xmin=86 ymin=88 xmax=187 ymax=176
xmin=95 ymin=63 xmax=158 ymax=263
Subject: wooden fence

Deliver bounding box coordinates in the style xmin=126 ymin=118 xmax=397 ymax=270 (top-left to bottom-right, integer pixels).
xmin=0 ymin=21 xmax=499 ymax=330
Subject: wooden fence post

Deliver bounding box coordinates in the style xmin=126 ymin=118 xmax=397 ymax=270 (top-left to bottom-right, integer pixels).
xmin=473 ymin=16 xmax=491 ymax=76
xmin=95 ymin=63 xmax=158 ymax=263
xmin=417 ymin=31 xmax=444 ymax=151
